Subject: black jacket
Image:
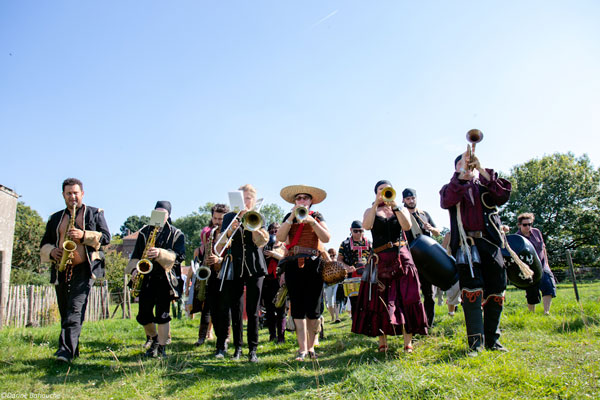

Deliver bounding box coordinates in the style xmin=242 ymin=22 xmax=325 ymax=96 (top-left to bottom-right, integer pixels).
xmin=221 ymin=212 xmax=268 ymax=278
xmin=40 ymin=205 xmax=110 ymax=283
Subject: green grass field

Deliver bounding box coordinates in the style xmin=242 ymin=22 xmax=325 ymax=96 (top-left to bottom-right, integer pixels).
xmin=1 ymin=282 xmax=599 ymax=399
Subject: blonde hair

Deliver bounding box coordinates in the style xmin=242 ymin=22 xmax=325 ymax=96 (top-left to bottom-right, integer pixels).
xmin=238 ymin=184 xmax=256 ymax=196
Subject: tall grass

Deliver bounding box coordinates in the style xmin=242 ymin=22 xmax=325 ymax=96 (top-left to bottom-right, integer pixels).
xmin=0 ymin=283 xmax=598 ymax=399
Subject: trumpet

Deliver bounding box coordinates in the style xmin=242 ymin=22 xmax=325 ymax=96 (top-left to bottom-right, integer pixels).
xmin=294 ymin=205 xmax=309 ymax=222
xmin=381 ymin=187 xmax=396 ymax=203
xmin=466 ymin=129 xmax=483 ymax=170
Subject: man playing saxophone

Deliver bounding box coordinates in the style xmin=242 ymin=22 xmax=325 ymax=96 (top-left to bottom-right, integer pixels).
xmin=40 ymin=178 xmax=110 ymax=363
xmin=186 ymin=203 xmax=229 ymax=346
xmin=126 ymin=201 xmax=186 ymax=358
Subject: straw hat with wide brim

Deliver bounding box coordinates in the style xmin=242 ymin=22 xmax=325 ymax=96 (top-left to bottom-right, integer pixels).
xmin=280 ymin=185 xmax=327 ymax=204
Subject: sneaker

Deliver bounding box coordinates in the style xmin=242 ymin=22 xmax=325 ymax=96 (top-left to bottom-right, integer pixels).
xmin=215 ymin=349 xmax=226 ymax=359
xmin=232 ymin=347 xmax=242 ymax=360
xmin=333 ymin=319 xmax=341 ymax=324
xmin=467 ymin=346 xmax=484 ymax=357
xmin=448 ymin=311 xmax=455 ymax=317
xmin=248 ymin=350 xmax=258 ymax=363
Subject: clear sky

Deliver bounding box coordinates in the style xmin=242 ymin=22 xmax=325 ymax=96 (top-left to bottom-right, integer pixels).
xmin=2 ymin=1 xmax=599 ymax=250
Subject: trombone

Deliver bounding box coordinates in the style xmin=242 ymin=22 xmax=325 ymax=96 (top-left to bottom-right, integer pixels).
xmin=215 ymin=200 xmax=264 ymax=258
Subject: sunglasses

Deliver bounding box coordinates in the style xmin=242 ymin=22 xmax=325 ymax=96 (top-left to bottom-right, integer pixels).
xmin=521 ymin=223 xmax=532 ymax=227
xmin=352 ymin=229 xmax=364 ymax=233
xmin=295 ymin=195 xmax=311 ymax=201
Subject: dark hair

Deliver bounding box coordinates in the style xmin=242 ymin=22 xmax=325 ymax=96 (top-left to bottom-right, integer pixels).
xmin=211 ymin=203 xmax=229 ymax=215
xmin=62 ymin=178 xmax=83 ymax=192
xmin=268 ymin=222 xmax=280 ymax=231
xmin=374 ymin=180 xmax=391 ymax=193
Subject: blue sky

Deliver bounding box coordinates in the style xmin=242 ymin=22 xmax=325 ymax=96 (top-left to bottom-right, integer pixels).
xmin=2 ymin=1 xmax=599 ymax=251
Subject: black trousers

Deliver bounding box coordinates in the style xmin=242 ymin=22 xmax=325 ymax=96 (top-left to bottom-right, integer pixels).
xmin=262 ymin=277 xmax=286 ymax=341
xmin=137 ymin=272 xmax=172 ymax=325
xmin=418 ymin=270 xmax=435 ymax=327
xmin=55 ymin=264 xmax=93 ymax=359
xmin=215 ymin=275 xmax=264 ymax=351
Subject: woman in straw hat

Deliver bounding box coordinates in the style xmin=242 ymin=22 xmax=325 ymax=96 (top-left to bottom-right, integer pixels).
xmin=276 ymin=184 xmax=330 ymax=361
xmin=352 ymin=180 xmax=428 ymax=353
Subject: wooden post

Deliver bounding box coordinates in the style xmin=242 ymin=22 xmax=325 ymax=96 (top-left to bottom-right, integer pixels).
xmin=122 ymin=275 xmax=127 ymax=319
xmin=566 ymin=250 xmax=580 ymax=303
xmin=27 ymin=286 xmax=34 ymax=327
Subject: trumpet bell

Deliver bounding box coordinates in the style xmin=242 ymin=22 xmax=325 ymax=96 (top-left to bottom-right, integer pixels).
xmin=136 ymin=259 xmax=153 ymax=274
xmin=381 ymin=187 xmax=396 ymax=202
xmin=466 ymin=129 xmax=483 ymax=144
xmin=295 ymin=206 xmax=309 ymax=221
xmin=242 ymin=211 xmax=263 ymax=231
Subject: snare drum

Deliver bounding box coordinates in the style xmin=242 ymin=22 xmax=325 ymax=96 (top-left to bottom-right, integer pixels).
xmin=342 ymin=277 xmax=361 ymax=297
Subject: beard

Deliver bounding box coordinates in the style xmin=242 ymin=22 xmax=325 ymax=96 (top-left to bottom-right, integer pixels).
xmin=405 ymin=203 xmax=416 ymax=210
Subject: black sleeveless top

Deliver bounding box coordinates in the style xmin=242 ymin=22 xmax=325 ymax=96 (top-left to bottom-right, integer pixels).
xmin=372 ymin=214 xmax=402 ymax=249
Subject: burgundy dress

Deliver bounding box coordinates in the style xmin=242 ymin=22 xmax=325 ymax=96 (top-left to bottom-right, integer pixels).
xmin=351 ymin=214 xmax=428 ymax=337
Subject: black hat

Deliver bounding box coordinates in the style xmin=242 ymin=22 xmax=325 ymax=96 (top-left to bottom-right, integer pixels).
xmin=374 ymin=180 xmax=391 ymax=193
xmin=402 ymin=188 xmax=416 ymax=198
xmin=154 ymin=201 xmax=172 ymax=216
xmin=454 ymin=154 xmax=463 ymax=167
xmin=351 ymin=220 xmax=363 ymax=229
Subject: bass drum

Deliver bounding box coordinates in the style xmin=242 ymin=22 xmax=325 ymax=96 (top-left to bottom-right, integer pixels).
xmin=409 ymin=235 xmax=458 ymax=291
xmin=501 ymin=234 xmax=543 ymax=289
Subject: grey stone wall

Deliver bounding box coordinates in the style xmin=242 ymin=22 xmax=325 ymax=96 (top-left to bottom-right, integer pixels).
xmin=0 ymin=185 xmax=19 ymax=327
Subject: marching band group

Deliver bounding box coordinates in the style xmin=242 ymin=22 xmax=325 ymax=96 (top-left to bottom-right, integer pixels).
xmin=42 ymin=133 xmax=547 ymax=363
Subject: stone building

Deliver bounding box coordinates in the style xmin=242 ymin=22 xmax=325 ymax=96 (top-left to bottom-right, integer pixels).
xmin=0 ymin=185 xmax=19 ymax=327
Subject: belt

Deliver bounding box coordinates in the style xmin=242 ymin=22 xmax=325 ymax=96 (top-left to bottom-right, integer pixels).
xmin=466 ymin=231 xmax=483 ymax=239
xmin=373 ymin=241 xmax=406 ymax=254
xmin=288 ymin=246 xmax=319 ymax=257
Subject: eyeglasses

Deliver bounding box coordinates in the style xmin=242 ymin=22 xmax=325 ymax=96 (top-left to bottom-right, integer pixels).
xmin=521 ymin=223 xmax=532 ymax=227
xmin=352 ymin=229 xmax=364 ymax=233
xmin=295 ymin=195 xmax=311 ymax=201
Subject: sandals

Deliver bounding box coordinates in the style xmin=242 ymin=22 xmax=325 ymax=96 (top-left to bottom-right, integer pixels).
xmin=377 ymin=344 xmax=388 ymax=353
xmin=308 ymin=351 xmax=318 ymax=359
xmin=295 ymin=351 xmax=307 ymax=361
xmin=404 ymin=344 xmax=413 ymax=353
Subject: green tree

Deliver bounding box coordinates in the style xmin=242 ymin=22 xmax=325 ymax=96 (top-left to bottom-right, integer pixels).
xmin=260 ymin=203 xmax=285 ymax=227
xmin=104 ymin=250 xmax=129 ymax=295
xmin=499 ymin=153 xmax=600 ymax=271
xmin=11 ymin=202 xmax=48 ymax=285
xmin=172 ymin=211 xmax=211 ymax=264
xmin=120 ymin=215 xmax=150 ymax=236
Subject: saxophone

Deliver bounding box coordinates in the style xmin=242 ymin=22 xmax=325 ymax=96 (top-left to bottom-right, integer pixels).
xmin=58 ymin=204 xmax=78 ymax=272
xmin=194 ymin=228 xmax=214 ymax=302
xmin=130 ymin=225 xmax=160 ymax=299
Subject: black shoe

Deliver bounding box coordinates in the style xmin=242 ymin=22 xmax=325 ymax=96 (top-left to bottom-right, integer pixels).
xmin=55 ymin=351 xmax=72 ymax=363
xmin=144 ymin=337 xmax=159 ymax=358
xmin=232 ymin=347 xmax=242 ymax=360
xmin=157 ymin=345 xmax=168 ymax=358
xmin=215 ymin=349 xmax=226 ymax=359
xmin=143 ymin=335 xmax=153 ymax=349
xmin=194 ymin=338 xmax=205 ymax=347
xmin=248 ymin=350 xmax=258 ymax=363
xmin=277 ymin=337 xmax=285 ymax=344
xmin=486 ymin=342 xmax=509 ymax=352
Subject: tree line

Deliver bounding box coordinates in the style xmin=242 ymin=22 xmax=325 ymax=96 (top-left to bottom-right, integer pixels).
xmin=10 ymin=152 xmax=600 ymax=285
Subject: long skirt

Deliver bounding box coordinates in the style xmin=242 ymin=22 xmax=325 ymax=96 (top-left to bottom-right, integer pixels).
xmin=351 ymin=247 xmax=428 ymax=337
